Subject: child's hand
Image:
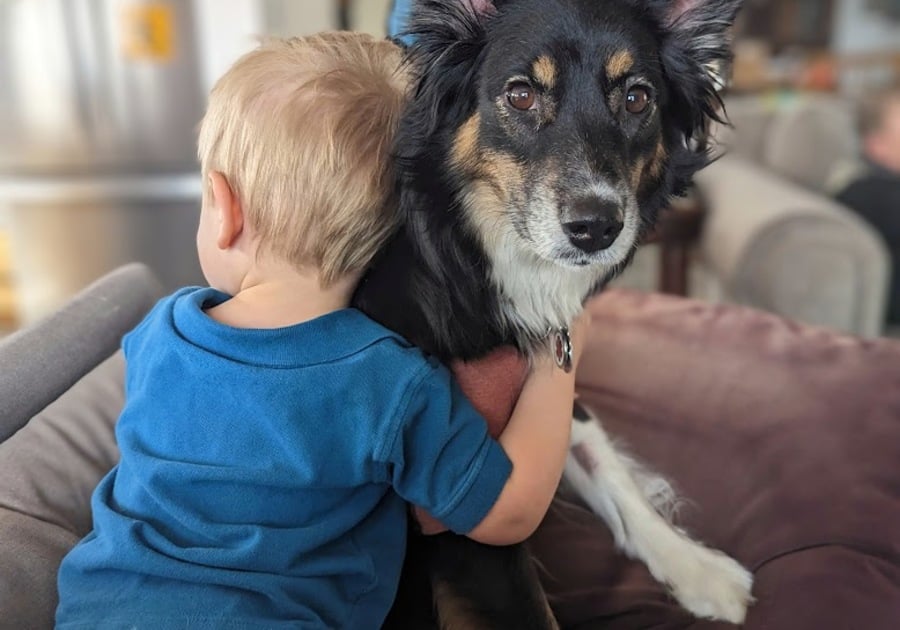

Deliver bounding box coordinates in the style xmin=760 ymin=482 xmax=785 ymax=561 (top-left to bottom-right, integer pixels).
xmin=412 ymin=506 xmax=448 ymax=535
xmin=466 ymin=312 xmax=588 ymax=545
xmin=539 ymin=310 xmax=593 ymax=373
xmin=568 ymin=309 xmax=592 ymax=371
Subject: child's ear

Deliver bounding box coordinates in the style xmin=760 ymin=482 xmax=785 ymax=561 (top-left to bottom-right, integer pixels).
xmin=208 ymin=171 xmax=244 ymax=250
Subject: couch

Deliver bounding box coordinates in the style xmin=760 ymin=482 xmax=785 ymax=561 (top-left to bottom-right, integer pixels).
xmin=2 ymin=263 xmax=899 ymax=629
xmin=614 ymin=93 xmax=891 ymax=338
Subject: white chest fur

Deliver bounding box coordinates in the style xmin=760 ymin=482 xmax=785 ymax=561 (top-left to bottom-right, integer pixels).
xmin=487 ymin=236 xmax=603 ymax=336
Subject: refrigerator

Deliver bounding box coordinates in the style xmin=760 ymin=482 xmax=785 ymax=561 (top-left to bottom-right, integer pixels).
xmin=0 ymin=0 xmax=207 ymax=323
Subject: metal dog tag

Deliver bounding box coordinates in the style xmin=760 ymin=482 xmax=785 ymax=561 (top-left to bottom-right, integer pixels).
xmin=552 ymin=327 xmax=573 ymax=373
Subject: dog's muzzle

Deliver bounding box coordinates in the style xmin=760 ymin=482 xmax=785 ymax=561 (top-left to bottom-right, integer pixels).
xmin=561 ymin=195 xmax=625 ymax=253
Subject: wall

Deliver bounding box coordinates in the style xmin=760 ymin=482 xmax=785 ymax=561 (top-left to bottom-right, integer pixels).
xmin=193 ymin=0 xmax=394 ymax=94
xmin=830 ymin=0 xmax=900 ymax=93
xmin=832 ymin=0 xmax=900 ymax=53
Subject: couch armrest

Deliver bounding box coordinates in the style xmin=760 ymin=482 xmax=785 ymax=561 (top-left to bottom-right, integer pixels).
xmin=0 ymin=263 xmax=163 ymax=443
xmin=693 ymin=154 xmax=890 ymax=337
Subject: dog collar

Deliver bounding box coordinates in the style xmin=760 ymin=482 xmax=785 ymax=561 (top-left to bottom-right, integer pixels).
xmin=551 ymin=327 xmax=573 ymax=373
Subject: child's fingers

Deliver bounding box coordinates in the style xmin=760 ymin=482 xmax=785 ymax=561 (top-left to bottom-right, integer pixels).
xmin=412 ymin=506 xmax=449 ymax=535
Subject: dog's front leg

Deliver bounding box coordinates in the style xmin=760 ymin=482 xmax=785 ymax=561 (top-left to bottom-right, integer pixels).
xmin=382 ymin=527 xmax=441 ymax=629
xmin=382 ymin=530 xmax=557 ymax=630
xmin=430 ymin=533 xmax=558 ymax=630
xmin=563 ymin=403 xmax=754 ymax=624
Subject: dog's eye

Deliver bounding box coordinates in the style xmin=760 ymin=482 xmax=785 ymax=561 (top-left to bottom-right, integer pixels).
xmin=625 ymin=86 xmax=651 ymax=114
xmin=506 ymin=83 xmax=536 ymax=111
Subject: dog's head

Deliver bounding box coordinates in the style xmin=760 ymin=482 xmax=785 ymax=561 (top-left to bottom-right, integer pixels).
xmin=399 ymin=0 xmax=741 ymax=275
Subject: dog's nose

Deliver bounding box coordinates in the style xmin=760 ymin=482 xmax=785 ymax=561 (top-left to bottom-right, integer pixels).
xmin=561 ymin=197 xmax=624 ymax=253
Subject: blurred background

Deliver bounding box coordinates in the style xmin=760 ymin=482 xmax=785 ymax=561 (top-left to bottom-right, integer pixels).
xmin=0 ymin=0 xmax=392 ymax=330
xmin=0 ymin=0 xmax=898 ymax=338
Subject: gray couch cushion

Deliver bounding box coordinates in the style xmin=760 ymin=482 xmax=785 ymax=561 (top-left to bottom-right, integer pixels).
xmin=761 ymin=95 xmax=858 ymax=194
xmin=695 ymin=155 xmax=890 ymax=337
xmin=0 ymin=263 xmax=162 ymax=443
xmin=0 ymin=353 xmax=124 ymax=629
xmin=0 ymin=263 xmax=163 ymax=628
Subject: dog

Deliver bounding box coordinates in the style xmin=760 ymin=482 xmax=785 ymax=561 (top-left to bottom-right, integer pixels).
xmin=353 ymin=0 xmax=753 ymax=626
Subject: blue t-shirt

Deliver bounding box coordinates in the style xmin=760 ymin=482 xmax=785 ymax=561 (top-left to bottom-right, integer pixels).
xmin=56 ymin=287 xmax=512 ymax=629
xmin=388 ymin=0 xmax=412 ymax=43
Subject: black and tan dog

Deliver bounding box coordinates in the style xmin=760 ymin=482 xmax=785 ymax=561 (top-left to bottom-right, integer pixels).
xmin=354 ymin=0 xmax=751 ymax=626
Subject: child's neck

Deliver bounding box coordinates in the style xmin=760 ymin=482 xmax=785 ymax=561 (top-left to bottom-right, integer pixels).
xmin=206 ymin=264 xmax=359 ymax=330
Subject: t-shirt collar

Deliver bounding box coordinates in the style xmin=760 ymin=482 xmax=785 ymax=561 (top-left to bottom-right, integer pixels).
xmin=171 ymin=287 xmax=399 ymax=367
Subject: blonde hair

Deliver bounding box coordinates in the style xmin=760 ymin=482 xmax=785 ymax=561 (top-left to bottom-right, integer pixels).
xmin=198 ymin=32 xmax=409 ymax=285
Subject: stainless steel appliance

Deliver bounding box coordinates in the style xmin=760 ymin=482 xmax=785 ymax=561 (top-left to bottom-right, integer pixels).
xmin=0 ymin=0 xmax=206 ymax=322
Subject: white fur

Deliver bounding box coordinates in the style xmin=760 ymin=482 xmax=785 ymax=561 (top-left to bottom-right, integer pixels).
xmin=489 ymin=238 xmax=600 ymax=333
xmin=565 ymin=411 xmax=755 ymax=623
xmin=525 ymin=182 xmax=640 ymax=272
xmin=461 ymin=181 xmax=639 ymax=336
xmin=459 ymin=170 xmax=753 ymax=623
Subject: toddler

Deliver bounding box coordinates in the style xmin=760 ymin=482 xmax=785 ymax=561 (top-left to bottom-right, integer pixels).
xmin=56 ymin=31 xmax=587 ymax=629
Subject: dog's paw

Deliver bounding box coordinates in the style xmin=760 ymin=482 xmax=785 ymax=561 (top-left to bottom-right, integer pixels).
xmin=667 ymin=546 xmax=754 ymax=624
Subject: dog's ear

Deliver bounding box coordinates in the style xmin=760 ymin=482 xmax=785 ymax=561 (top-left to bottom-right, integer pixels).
xmin=652 ymin=0 xmax=743 ymax=140
xmin=405 ymin=1 xmax=491 ymax=44
xmin=463 ymin=0 xmax=497 ymax=17
xmin=395 ymin=1 xmax=496 ymax=184
xmin=661 ymin=0 xmax=742 ymax=65
xmin=658 ymin=0 xmax=743 ymax=90
xmin=664 ymin=0 xmax=743 ymax=28
xmin=638 ymin=0 xmax=742 ymax=195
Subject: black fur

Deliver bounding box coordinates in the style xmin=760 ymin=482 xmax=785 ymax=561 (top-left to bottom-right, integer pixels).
xmin=355 ymin=2 xmax=508 ymax=360
xmin=353 ymin=0 xmax=742 ymax=626
xmin=355 ymin=0 xmax=739 ymax=362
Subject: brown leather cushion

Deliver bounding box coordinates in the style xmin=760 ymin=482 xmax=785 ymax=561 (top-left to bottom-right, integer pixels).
xmin=529 ymin=289 xmax=900 ymax=629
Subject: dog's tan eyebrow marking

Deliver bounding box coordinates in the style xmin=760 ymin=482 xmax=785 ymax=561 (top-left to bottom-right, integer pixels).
xmin=649 ymin=140 xmax=667 ymax=180
xmin=606 ymin=50 xmax=634 ymax=80
xmin=482 ymin=149 xmax=523 ymax=196
xmin=532 ymin=55 xmax=557 ymax=90
xmin=631 ymin=156 xmax=647 ymax=190
xmin=450 ymin=112 xmax=526 ymax=206
xmin=633 ymin=139 xmax=667 ymax=191
xmin=450 ymin=113 xmax=482 ymax=172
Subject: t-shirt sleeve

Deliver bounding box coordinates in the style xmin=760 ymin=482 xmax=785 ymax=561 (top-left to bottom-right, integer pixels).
xmin=377 ymin=363 xmax=512 ymax=535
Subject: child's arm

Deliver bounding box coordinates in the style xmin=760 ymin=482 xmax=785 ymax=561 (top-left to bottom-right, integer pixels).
xmin=466 ymin=312 xmax=591 ymax=545
xmin=384 ymin=312 xmax=591 ymax=543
